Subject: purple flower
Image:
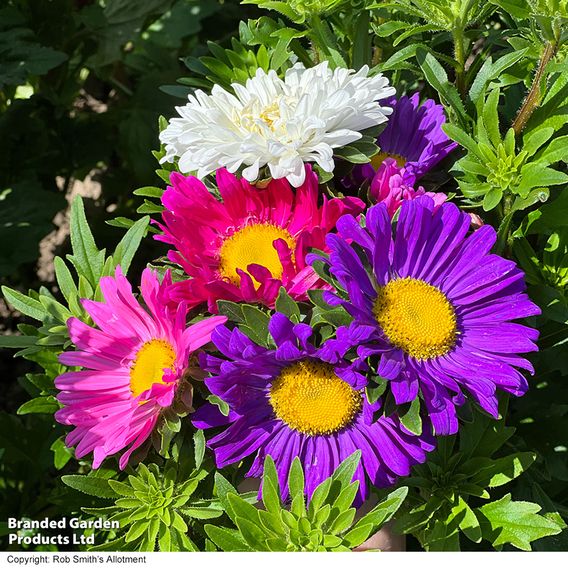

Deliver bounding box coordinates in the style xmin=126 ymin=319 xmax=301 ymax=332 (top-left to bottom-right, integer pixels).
xmin=309 ymin=198 xmax=540 ymax=436
xmin=193 ymin=313 xmax=435 ymax=504
xmin=343 ymin=94 xmax=457 ymax=190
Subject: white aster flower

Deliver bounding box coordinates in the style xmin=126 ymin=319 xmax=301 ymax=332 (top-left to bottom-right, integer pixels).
xmin=159 ymin=62 xmax=396 ymax=187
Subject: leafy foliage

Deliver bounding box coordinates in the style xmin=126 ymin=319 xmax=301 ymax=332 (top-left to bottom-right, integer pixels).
xmin=205 ymin=452 xmax=408 ymax=551
xmin=394 ymin=405 xmax=564 ymax=550
xmin=1 ymin=196 xmax=149 ymax=418
xmin=2 ymin=0 xmax=568 ymax=554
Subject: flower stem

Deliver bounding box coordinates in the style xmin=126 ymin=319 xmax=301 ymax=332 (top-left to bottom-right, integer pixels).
xmin=453 ymin=26 xmax=467 ymax=96
xmin=512 ymin=41 xmax=557 ymax=135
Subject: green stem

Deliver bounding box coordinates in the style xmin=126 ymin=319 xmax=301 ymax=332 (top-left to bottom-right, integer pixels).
xmin=452 ymin=26 xmax=467 ymax=96
xmin=352 ymin=9 xmax=371 ymax=68
xmin=290 ymin=38 xmax=313 ymax=68
xmin=512 ymin=41 xmax=557 ymax=135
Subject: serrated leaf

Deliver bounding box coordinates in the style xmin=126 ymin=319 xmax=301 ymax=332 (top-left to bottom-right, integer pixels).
xmin=179 ymin=507 xmax=223 ymax=520
xmin=108 ymin=480 xmax=136 ymax=498
xmin=477 ymin=494 xmax=562 ymax=551
xmin=62 ymin=475 xmax=117 ymax=499
xmin=205 ymin=524 xmax=252 ymax=551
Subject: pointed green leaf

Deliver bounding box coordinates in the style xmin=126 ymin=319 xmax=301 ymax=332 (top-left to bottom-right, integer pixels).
xmin=477 ymin=494 xmax=562 ymax=551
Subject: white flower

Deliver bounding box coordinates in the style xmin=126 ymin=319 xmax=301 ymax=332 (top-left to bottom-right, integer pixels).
xmin=159 ymin=62 xmax=396 ymax=187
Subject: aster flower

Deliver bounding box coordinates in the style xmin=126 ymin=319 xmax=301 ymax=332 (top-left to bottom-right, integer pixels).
xmin=344 ymin=93 xmax=457 ymax=189
xmin=156 ymin=165 xmax=364 ymax=312
xmin=159 ymin=62 xmax=395 ymax=187
xmin=55 ymin=266 xmax=225 ymax=469
xmin=370 ymin=158 xmax=447 ymax=217
xmin=193 ymin=313 xmax=435 ymax=504
xmin=310 ymin=198 xmax=540 ymax=435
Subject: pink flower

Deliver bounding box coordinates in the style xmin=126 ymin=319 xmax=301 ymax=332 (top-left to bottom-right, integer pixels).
xmin=370 ymin=158 xmax=447 ymax=217
xmin=55 ymin=266 xmax=225 ymax=469
xmin=156 ymin=166 xmax=365 ymax=312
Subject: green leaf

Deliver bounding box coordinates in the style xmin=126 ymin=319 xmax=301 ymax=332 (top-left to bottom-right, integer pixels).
xmin=453 ymin=496 xmax=481 ymax=543
xmin=193 ymin=429 xmax=206 ymax=470
xmin=204 ymin=525 xmax=252 ymax=552
xmin=341 ymin=522 xmax=373 ymax=548
xmin=354 ymin=487 xmax=409 ymax=533
xmin=216 ymin=300 xmax=245 ymax=323
xmin=17 ymin=396 xmax=58 ymax=415
xmin=214 ymin=472 xmax=239 ymax=518
xmin=425 ymin=519 xmax=461 ymax=551
xmin=469 ymin=48 xmax=529 ymax=104
xmin=107 ymin=480 xmax=136 ymax=498
xmin=275 ymin=287 xmax=301 ymax=322
xmin=477 ymin=494 xmax=562 ymax=551
xmin=482 ymin=187 xmax=503 ymax=211
xmin=54 ymin=257 xmax=79 ymax=309
xmin=334 ymin=145 xmax=372 ymax=163
xmin=536 ymin=135 xmax=568 ymax=165
xmin=240 ymin=305 xmax=271 ymax=346
xmin=62 ymin=475 xmax=117 ymax=499
xmin=262 ymin=456 xmax=282 ymax=513
xmin=0 ymin=334 xmax=37 ymax=348
xmin=67 ymin=196 xmax=105 ymax=286
xmin=416 ymin=48 xmax=468 ymax=127
xmin=443 ymin=123 xmax=480 ymax=156
xmin=331 ymin=451 xmax=361 ymax=490
xmin=308 ymin=478 xmax=332 ymax=519
xmin=50 ymin=437 xmax=73 ymax=470
xmin=472 ymin=452 xmax=536 ymax=488
xmin=1 ymin=287 xmax=46 ymax=321
xmin=234 ymin=516 xmax=270 ymax=550
xmin=133 ymin=186 xmax=164 ymax=198
xmin=332 ymin=481 xmax=359 ymax=514
xmin=523 ymin=127 xmax=554 ymax=158
xmin=288 ymin=457 xmax=305 ymax=500
xmin=400 ymin=398 xmax=423 ymax=435
xmin=112 ymin=216 xmax=150 ymax=275
xmin=207 ymin=395 xmax=230 ymax=416
xmin=517 ymin=164 xmax=568 ymax=196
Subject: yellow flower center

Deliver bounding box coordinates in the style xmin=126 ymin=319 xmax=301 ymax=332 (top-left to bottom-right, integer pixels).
xmin=130 ymin=339 xmax=176 ymax=398
xmin=371 ymin=151 xmax=407 ymax=170
xmin=373 ymin=277 xmax=457 ymax=360
xmin=269 ymin=361 xmax=362 ymax=436
xmin=218 ymin=223 xmax=295 ymax=285
xmin=237 ymin=96 xmax=290 ymax=135
xmin=259 ymin=100 xmax=281 ymax=129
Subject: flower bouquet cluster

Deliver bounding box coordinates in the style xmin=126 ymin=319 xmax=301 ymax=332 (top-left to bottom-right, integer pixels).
xmin=2 ymin=0 xmax=567 ymax=554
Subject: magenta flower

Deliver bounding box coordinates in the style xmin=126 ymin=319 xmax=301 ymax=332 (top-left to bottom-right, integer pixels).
xmin=156 ymin=166 xmax=364 ymax=312
xmin=55 ymin=267 xmax=225 ymax=469
xmin=370 ymin=158 xmax=447 ymax=217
